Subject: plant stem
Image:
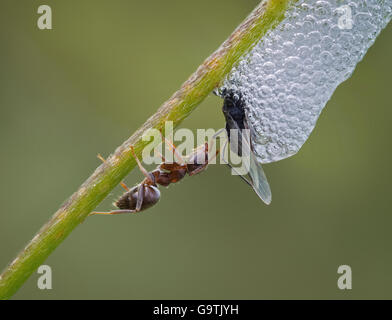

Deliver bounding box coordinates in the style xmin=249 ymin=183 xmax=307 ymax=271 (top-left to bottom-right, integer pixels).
xmin=0 ymin=0 xmax=293 ymax=299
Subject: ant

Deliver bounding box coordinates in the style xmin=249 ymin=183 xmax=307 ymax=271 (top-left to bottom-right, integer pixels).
xmin=90 ymin=132 xmax=219 ymax=216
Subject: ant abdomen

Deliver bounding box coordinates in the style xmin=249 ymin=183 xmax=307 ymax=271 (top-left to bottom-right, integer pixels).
xmin=115 ymin=185 xmax=160 ymax=212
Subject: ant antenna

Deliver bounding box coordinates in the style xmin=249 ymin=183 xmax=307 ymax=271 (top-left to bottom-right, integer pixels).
xmin=130 ymin=146 xmax=155 ymax=183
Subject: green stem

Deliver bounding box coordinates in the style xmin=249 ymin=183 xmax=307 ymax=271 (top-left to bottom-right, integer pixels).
xmin=0 ymin=0 xmax=293 ymax=299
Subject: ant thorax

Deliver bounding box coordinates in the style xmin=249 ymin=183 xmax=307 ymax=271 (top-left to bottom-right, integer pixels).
xmin=155 ymin=163 xmax=187 ymax=186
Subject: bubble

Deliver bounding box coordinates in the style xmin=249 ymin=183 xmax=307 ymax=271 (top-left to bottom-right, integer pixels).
xmin=264 ymin=74 xmax=277 ymax=87
xmin=298 ymin=45 xmax=311 ymax=58
xmin=320 ymin=51 xmax=333 ymax=65
xmin=263 ymin=61 xmax=276 ymax=74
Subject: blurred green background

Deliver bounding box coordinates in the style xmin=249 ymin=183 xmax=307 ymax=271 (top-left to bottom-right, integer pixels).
xmin=0 ymin=0 xmax=391 ymax=299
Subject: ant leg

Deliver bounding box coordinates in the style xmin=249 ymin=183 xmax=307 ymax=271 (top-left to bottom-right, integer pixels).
xmin=89 ymin=209 xmax=136 ymax=216
xmin=159 ymin=129 xmax=185 ymax=164
xmin=97 ymin=154 xmax=129 ymax=191
xmin=188 ymin=144 xmax=220 ymax=177
xmin=209 ymin=149 xmax=220 ymax=163
xmin=188 ymin=164 xmax=209 ymax=176
xmin=135 ymin=184 xmax=145 ymax=212
xmin=154 ymin=149 xmax=166 ymax=162
xmin=130 ymin=146 xmax=153 ymax=182
xmin=119 ymin=182 xmax=130 ymax=192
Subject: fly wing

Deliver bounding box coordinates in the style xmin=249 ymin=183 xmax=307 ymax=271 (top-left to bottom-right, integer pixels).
xmin=224 ymin=113 xmax=272 ymax=205
xmin=241 ymin=127 xmax=272 ymax=205
xmin=243 ymin=129 xmax=272 ymax=204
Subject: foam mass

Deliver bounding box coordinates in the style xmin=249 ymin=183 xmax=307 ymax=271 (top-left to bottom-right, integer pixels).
xmin=220 ymin=0 xmax=392 ymax=163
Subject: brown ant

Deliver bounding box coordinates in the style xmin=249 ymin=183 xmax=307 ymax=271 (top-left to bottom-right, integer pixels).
xmin=90 ymin=132 xmax=219 ymax=216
